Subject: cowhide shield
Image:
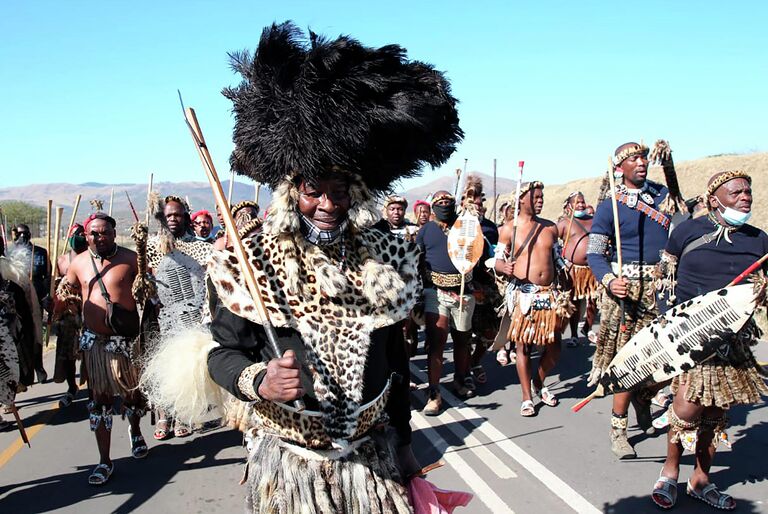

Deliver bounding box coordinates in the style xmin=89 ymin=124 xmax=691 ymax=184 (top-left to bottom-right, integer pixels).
xmin=154 ymin=251 xmax=207 ymax=334
xmin=0 ymin=287 xmax=20 ymax=406
xmin=598 ymin=284 xmax=756 ymax=395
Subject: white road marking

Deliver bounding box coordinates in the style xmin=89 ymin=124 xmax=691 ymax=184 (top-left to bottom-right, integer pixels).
xmin=414 ymin=389 xmax=518 ymax=479
xmin=410 ymin=363 xmax=601 ymax=514
xmin=411 ymin=411 xmax=515 ymax=514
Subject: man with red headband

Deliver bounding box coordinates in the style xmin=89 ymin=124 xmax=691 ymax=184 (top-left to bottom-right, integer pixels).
xmin=190 ymin=209 xmax=214 ymax=242
xmin=56 ymin=212 xmax=147 ymax=485
xmin=413 ymin=200 xmax=431 ymax=228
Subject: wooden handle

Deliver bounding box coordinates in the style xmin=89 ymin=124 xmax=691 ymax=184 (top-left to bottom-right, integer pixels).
xmin=61 ymin=195 xmax=82 ymax=257
xmin=728 ymin=252 xmax=768 ymax=286
xmin=606 ymin=157 xmax=623 ymax=272
xmin=184 ymin=107 xmax=305 ymax=412
xmin=571 ymin=387 xmax=602 ymax=413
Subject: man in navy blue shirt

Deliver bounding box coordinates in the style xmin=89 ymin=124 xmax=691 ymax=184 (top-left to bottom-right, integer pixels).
xmin=587 ymin=142 xmax=671 ymax=459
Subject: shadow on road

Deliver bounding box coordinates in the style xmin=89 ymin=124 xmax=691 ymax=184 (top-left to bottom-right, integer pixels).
xmin=0 ymin=428 xmax=243 ymax=513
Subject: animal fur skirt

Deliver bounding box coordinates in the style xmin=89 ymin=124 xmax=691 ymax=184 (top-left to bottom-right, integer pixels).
xmin=244 ymin=429 xmax=412 ymax=514
xmin=569 ymin=264 xmax=599 ymax=301
xmin=671 ymin=320 xmax=768 ymax=408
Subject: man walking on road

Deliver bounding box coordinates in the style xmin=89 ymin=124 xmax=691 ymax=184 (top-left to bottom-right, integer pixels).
xmin=55 ymin=212 xmax=147 ymax=485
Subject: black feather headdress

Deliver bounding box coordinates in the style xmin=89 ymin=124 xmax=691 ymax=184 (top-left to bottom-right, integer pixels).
xmin=222 ymin=22 xmax=463 ymax=193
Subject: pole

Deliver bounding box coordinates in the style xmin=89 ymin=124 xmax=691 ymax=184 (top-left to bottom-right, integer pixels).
xmin=509 ymin=161 xmax=525 ymax=259
xmin=61 ymin=195 xmax=82 ymax=257
xmin=145 ymin=173 xmax=154 ymax=227
xmin=228 ymin=170 xmax=235 ymax=206
xmin=492 ymin=158 xmax=497 ymax=224
xmin=562 ymin=208 xmax=576 ymax=259
xmin=182 ymin=105 xmax=304 ymax=412
xmin=606 ymin=157 xmax=626 ymax=332
xmin=108 ymin=188 xmax=114 ymax=216
xmin=46 ymin=200 xmax=52 ymax=272
xmin=45 ymin=207 xmax=64 ymax=346
xmin=255 ymin=183 xmax=260 ymax=205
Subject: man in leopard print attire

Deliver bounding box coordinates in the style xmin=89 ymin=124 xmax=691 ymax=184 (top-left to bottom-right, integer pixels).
xmin=141 ymin=22 xmax=465 ymax=513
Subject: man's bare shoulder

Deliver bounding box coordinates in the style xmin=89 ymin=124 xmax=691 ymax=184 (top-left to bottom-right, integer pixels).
xmin=536 ymin=217 xmax=557 ymax=229
xmin=118 ymin=246 xmax=137 ymax=259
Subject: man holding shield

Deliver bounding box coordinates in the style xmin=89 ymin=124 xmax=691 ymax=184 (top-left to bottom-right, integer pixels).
xmin=650 ymin=170 xmax=768 ymax=510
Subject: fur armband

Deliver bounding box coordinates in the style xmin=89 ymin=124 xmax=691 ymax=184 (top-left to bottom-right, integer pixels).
xmin=601 ymin=273 xmax=618 ymax=289
xmin=56 ymin=276 xmax=81 ymax=305
xmin=236 ymin=362 xmax=268 ymax=402
xmin=655 ymin=251 xmax=678 ymax=306
xmin=750 ymin=273 xmax=768 ymax=307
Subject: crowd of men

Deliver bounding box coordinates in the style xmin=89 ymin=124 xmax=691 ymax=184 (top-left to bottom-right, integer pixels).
xmin=1 ymin=22 xmax=765 ymax=514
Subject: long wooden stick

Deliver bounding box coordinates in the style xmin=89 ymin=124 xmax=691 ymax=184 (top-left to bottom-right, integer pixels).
xmin=46 ymin=200 xmax=52 ymax=271
xmin=606 ymin=157 xmax=623 ymax=271
xmin=562 ymin=208 xmax=576 ymax=259
xmin=45 ymin=208 xmax=64 ymax=346
xmin=10 ymin=405 xmax=30 ymax=447
xmin=509 ymin=161 xmax=525 ymax=259
xmin=492 ymin=158 xmax=497 ymax=224
xmin=108 ymin=188 xmax=114 ymax=216
xmin=228 ymin=170 xmax=235 ymax=206
xmin=255 ymin=183 xmax=261 ymax=205
xmin=61 ymin=195 xmax=82 ymax=257
xmin=182 ymin=106 xmax=304 ymax=412
xmin=145 ymin=173 xmax=154 ymax=227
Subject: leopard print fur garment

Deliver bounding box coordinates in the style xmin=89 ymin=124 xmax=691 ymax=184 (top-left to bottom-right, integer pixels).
xmin=208 ymin=229 xmax=421 ymax=444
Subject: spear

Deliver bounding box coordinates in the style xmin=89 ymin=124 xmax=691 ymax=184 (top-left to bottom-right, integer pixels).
xmin=228 ymin=170 xmax=235 ymax=205
xmin=255 ymin=183 xmax=261 ymax=205
xmin=108 ymin=188 xmax=115 ymax=216
xmin=124 ymin=191 xmax=140 ymax=222
xmin=61 ymin=195 xmax=82 ymax=257
xmin=492 ymin=158 xmax=497 ymax=224
xmin=179 ymin=98 xmax=305 ymax=412
xmin=509 ymin=161 xmax=525 ymax=259
xmin=145 ymin=173 xmax=154 ymax=227
xmin=562 ymin=207 xmax=576 ymax=260
xmin=46 ymin=200 xmax=52 ymax=273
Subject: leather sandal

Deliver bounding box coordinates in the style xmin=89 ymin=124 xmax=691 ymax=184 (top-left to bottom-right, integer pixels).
xmin=651 ymin=473 xmax=678 ymax=509
xmin=88 ymin=462 xmax=114 ymax=486
xmin=129 ymin=426 xmax=149 ymax=459
xmin=686 ymin=480 xmax=736 ymax=511
xmin=532 ymin=381 xmax=558 ymax=407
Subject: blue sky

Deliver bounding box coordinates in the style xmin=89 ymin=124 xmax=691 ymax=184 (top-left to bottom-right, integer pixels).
xmin=3 ymin=1 xmax=767 ymax=193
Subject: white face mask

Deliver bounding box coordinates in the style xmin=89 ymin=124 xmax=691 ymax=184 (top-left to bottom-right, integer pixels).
xmin=573 ymin=209 xmax=588 ymax=218
xmin=715 ymin=198 xmax=751 ymax=226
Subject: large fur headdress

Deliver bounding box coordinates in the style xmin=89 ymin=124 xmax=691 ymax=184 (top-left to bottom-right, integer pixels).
xmin=223 ymin=22 xmax=462 ymax=194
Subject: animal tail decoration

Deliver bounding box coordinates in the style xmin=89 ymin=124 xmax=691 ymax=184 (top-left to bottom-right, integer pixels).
xmin=461 ymin=174 xmax=483 ymax=215
xmin=649 ymin=139 xmax=685 ymax=214
xmin=596 ymin=170 xmax=611 ymax=204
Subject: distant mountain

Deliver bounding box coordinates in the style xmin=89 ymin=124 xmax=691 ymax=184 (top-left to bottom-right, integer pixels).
xmin=0 ymin=180 xmax=270 ymax=235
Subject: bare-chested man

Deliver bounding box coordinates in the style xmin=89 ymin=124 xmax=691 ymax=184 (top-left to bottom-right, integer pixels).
xmin=55 ymin=212 xmax=147 ymax=485
xmin=557 ymin=192 xmax=598 ymax=347
xmin=493 ymin=182 xmax=571 ymax=416
xmin=51 ymin=223 xmax=88 ymax=407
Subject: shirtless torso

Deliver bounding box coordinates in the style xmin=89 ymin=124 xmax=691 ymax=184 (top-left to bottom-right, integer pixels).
xmin=65 ymin=247 xmax=138 ymax=336
xmin=557 ymin=215 xmax=593 ymax=266
xmin=498 ymin=217 xmax=558 ymax=286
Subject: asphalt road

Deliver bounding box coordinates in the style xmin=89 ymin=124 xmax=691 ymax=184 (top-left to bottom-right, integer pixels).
xmin=1 ymin=336 xmax=766 ymax=514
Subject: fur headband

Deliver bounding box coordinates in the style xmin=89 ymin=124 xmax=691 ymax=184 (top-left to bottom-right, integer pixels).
xmin=612 ymin=143 xmax=649 ymax=166
xmin=706 ymin=170 xmax=751 ymax=197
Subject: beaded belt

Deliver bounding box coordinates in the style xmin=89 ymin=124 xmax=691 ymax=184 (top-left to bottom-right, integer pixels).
xmin=79 ymin=329 xmax=133 ymax=357
xmin=429 ymin=270 xmax=473 ymax=288
xmin=611 ymin=262 xmax=656 ymax=280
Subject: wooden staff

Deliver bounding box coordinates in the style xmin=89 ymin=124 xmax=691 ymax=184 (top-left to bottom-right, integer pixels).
xmin=182 ymin=105 xmax=305 ymax=412
xmin=606 ymin=157 xmax=626 ymax=332
xmin=60 ymin=195 xmax=82 ymax=257
xmin=255 ymin=183 xmax=261 ymax=205
xmin=108 ymin=188 xmax=114 ymax=216
xmin=729 ymin=252 xmax=768 ymax=286
xmin=228 ymin=169 xmax=235 ymax=205
xmin=509 ymin=161 xmax=525 ymax=259
xmin=562 ymin=207 xmax=576 ymax=259
xmin=45 ymin=207 xmax=64 ymax=346
xmin=46 ymin=200 xmax=52 ymax=272
xmin=145 ymin=173 xmax=154 ymax=227
xmin=492 ymin=158 xmax=497 ymax=224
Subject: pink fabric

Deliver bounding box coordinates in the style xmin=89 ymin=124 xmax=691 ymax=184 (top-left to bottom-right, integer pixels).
xmin=408 ymin=477 xmax=473 ymax=514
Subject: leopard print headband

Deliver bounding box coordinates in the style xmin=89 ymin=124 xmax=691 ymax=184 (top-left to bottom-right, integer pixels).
xmin=518 ymin=181 xmax=544 ymax=199
xmin=612 ymin=143 xmax=649 ymax=166
xmin=706 ymin=170 xmax=751 ymax=197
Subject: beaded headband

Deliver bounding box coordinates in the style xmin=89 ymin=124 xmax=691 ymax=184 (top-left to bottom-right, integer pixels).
xmin=612 ymin=143 xmax=649 ymax=166
xmin=384 ymin=195 xmax=408 ymax=209
xmin=562 ymin=190 xmax=584 ymax=210
xmin=431 ymin=192 xmax=455 ymax=205
xmin=230 ymin=200 xmax=260 ymax=216
xmin=706 ymin=170 xmax=751 ymax=197
xmin=518 ymin=181 xmax=544 ymax=199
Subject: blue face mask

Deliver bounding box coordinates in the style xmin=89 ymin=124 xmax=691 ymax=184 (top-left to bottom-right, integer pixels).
xmin=719 ymin=205 xmax=751 ymax=226
xmin=573 ymin=210 xmax=588 ymax=218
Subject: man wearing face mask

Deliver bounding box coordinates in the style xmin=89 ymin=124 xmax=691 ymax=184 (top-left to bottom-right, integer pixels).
xmin=650 ymin=170 xmax=768 ymax=510
xmin=12 ymin=224 xmax=49 ymax=384
xmin=587 ymin=142 xmax=672 ymax=459
xmin=190 ymin=210 xmax=215 ymax=242
xmin=418 ymin=190 xmax=477 ymax=414
xmin=50 ymin=223 xmax=88 ymax=407
xmin=557 ymin=192 xmax=598 ymax=347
